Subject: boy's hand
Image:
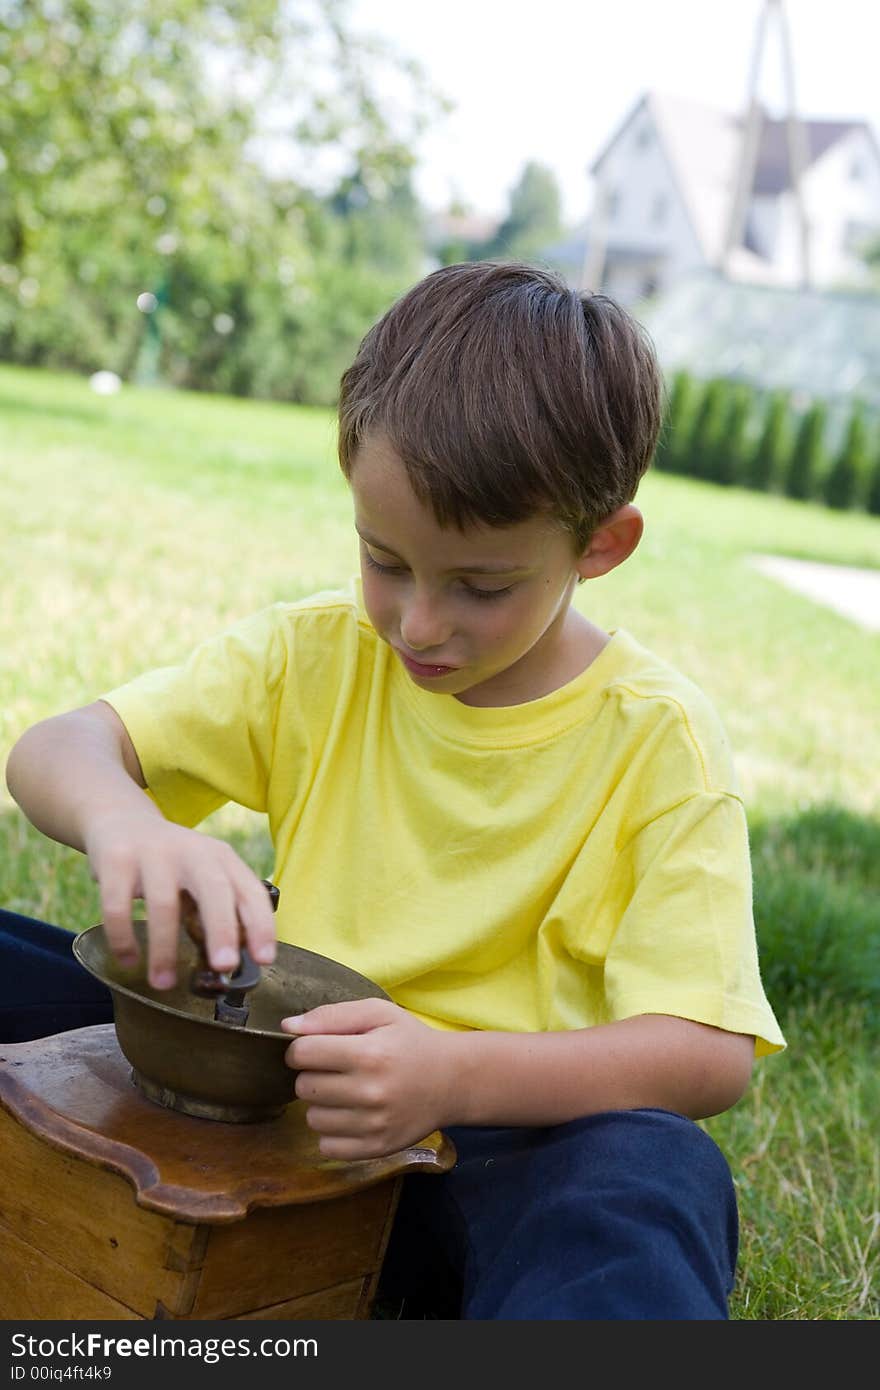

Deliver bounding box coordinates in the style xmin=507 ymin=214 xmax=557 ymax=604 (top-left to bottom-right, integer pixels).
xmin=282 ymin=999 xmax=457 ymax=1159
xmin=83 ymin=811 xmax=277 ymax=990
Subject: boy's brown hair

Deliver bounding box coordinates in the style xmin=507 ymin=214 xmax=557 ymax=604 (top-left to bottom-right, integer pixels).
xmin=337 ymin=260 xmax=663 ymax=550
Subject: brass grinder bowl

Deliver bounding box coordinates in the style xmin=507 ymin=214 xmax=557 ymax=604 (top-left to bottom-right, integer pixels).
xmin=73 ymin=921 xmax=391 ymax=1123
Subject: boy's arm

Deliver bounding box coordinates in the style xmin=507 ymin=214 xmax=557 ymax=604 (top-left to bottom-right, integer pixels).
xmin=444 ymin=1012 xmax=754 ymax=1124
xmin=7 ymin=700 xmax=152 ymax=846
xmin=284 ymin=1000 xmax=755 ymax=1159
xmin=5 ymin=701 xmax=277 ymax=986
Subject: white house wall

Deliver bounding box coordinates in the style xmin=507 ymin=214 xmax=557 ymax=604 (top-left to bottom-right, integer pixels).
xmin=801 ymin=128 xmax=880 ymax=287
xmin=594 ymin=107 xmax=704 ymax=301
xmin=746 ymin=129 xmax=880 ymax=287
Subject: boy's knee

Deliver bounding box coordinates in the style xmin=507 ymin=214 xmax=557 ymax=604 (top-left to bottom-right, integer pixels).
xmin=556 ymin=1107 xmax=736 ymax=1202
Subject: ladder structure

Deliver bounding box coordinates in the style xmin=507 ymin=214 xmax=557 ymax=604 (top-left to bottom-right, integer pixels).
xmin=581 ymin=0 xmax=812 ymax=293
xmin=720 ymin=0 xmax=812 ymax=288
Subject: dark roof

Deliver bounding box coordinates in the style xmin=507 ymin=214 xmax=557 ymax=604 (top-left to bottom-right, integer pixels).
xmin=752 ymin=116 xmax=865 ymax=195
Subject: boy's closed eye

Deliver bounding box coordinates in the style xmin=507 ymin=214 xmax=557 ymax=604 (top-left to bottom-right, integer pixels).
xmin=362 ymin=550 xmax=515 ymax=602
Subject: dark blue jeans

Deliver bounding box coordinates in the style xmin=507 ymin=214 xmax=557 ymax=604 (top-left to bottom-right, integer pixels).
xmin=378 ymin=1109 xmax=738 ymax=1319
xmin=1 ymin=907 xmax=113 ymax=1041
xmin=1 ymin=908 xmax=738 ymax=1319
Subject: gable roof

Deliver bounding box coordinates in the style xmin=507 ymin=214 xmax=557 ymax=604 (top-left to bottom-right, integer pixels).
xmin=590 ymin=90 xmax=874 ymax=264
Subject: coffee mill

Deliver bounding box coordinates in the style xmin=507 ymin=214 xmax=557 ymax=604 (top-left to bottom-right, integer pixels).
xmin=0 ymin=882 xmax=454 ymax=1320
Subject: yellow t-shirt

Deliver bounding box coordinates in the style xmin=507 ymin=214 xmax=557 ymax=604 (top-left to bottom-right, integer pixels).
xmin=102 ymin=578 xmax=786 ymax=1057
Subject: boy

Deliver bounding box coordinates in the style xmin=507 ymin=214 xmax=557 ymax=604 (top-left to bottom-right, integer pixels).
xmin=5 ymin=260 xmax=785 ymax=1319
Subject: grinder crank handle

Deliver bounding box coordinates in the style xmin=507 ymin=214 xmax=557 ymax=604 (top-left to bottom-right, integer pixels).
xmin=183 ymin=879 xmax=279 ymax=998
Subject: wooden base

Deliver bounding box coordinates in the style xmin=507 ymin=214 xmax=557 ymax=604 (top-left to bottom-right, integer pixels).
xmin=0 ymin=1025 xmax=455 ymax=1320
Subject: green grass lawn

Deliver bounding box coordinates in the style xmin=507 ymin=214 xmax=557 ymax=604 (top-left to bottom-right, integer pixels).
xmin=2 ymin=363 xmax=878 ymax=1319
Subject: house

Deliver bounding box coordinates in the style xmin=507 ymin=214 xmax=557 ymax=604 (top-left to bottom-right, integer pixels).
xmin=543 ymin=90 xmax=880 ymax=306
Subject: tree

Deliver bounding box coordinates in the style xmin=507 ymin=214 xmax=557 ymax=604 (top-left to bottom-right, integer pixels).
xmin=746 ymin=390 xmax=791 ymax=492
xmin=866 ymin=436 xmax=880 ymax=516
xmin=220 ymin=169 xmax=427 ymax=405
xmin=653 ymin=369 xmax=693 ymax=473
xmin=784 ymin=401 xmax=827 ymax=501
xmin=686 ymin=378 xmax=729 ymax=481
xmin=824 ymin=403 xmax=870 ymax=510
xmin=0 ymin=1 xmax=440 ymax=400
xmin=484 ymin=162 xmax=563 ymax=262
xmin=709 ymin=382 xmax=751 ymax=486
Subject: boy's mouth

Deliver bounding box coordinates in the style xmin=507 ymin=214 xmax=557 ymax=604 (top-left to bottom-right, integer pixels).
xmin=395 ymin=649 xmax=458 ymax=679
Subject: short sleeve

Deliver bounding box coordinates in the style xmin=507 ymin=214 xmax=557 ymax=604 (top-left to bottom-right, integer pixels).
xmin=603 ymin=791 xmax=786 ymax=1057
xmin=100 ymin=606 xmax=291 ymax=828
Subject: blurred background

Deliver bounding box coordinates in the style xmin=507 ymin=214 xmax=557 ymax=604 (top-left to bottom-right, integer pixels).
xmin=1 ymin=0 xmax=878 ymax=1320
xmin=3 ymin=0 xmax=880 ymax=512
xmin=1 ymin=0 xmax=879 ymax=471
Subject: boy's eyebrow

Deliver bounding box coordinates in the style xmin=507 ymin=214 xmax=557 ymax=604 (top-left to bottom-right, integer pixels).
xmin=355 ymin=526 xmax=531 ymax=576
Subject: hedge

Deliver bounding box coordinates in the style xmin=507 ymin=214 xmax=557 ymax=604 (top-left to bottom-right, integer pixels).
xmin=654 ymin=370 xmax=879 ymax=517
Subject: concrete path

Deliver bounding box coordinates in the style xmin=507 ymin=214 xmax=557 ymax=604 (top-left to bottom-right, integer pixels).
xmin=749 ymin=554 xmax=880 ymax=632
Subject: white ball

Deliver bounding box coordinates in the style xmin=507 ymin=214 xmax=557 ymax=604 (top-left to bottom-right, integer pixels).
xmin=89 ymin=370 xmax=122 ymax=396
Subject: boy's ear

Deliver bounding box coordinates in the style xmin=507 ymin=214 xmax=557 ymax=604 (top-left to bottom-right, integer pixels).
xmin=575 ymin=504 xmax=643 ymax=581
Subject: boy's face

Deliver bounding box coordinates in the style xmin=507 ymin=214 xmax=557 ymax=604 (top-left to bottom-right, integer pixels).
xmin=349 ymin=434 xmax=596 ymax=707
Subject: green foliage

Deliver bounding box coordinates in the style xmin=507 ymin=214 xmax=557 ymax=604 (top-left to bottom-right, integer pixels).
xmin=646 ymin=371 xmax=878 ymax=518
xmin=824 ymin=402 xmax=871 ymax=510
xmin=223 ymin=233 xmax=424 ymax=405
xmin=483 ymin=161 xmax=563 ymax=261
xmin=746 ymin=389 xmax=791 ymax=492
xmin=0 ymin=0 xmax=437 ymax=404
xmin=709 ymin=381 xmax=751 ymax=486
xmin=867 ymin=436 xmax=880 ymax=516
xmin=749 ymin=805 xmax=880 ymax=1020
xmin=708 ymin=993 xmax=879 ymax=1321
xmin=864 ymin=229 xmax=880 ymax=277
xmin=653 ymin=368 xmax=694 ymax=473
xmin=784 ymin=400 xmax=827 ymax=501
xmin=685 ymin=377 xmax=729 ymax=481
xmin=3 ymin=367 xmax=879 ymax=1321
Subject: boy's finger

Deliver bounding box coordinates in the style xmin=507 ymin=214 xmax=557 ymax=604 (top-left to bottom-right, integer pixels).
xmin=292 ymin=1071 xmax=360 ymax=1107
xmin=99 ymin=872 xmax=140 ymax=965
xmin=184 ymin=871 xmax=243 ymax=973
xmin=300 ymin=1106 xmax=370 ymax=1138
xmin=234 ymin=874 xmax=278 ymax=966
xmin=284 ymin=1032 xmax=364 ymax=1073
xmin=139 ymin=867 xmax=185 ymax=989
xmin=281 ymin=997 xmax=396 ymax=1035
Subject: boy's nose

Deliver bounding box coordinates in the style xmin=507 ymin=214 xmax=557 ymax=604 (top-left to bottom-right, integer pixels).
xmin=399 ymin=590 xmax=452 ymax=653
